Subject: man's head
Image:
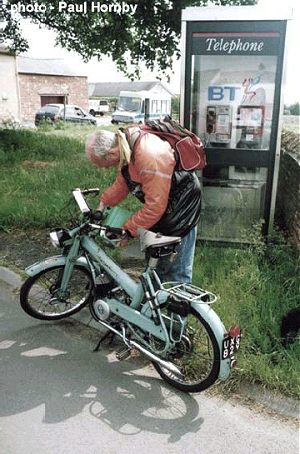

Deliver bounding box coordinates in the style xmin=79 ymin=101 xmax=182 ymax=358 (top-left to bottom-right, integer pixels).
xmin=85 ymin=130 xmax=120 ymax=168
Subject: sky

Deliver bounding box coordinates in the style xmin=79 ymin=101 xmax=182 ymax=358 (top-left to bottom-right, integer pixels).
xmin=18 ymin=0 xmax=300 ymax=105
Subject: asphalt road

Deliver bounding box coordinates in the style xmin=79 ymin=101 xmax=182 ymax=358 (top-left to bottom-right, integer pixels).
xmin=0 ymin=275 xmax=298 ymax=454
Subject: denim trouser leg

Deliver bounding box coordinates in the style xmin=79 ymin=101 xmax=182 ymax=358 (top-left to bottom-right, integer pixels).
xmin=156 ymin=226 xmax=197 ymax=284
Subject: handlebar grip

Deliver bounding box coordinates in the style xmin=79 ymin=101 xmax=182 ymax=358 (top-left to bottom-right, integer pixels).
xmin=106 ymin=227 xmax=126 ymax=235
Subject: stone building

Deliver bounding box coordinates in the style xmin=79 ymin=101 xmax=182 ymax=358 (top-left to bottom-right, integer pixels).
xmin=18 ymin=56 xmax=88 ymax=125
xmin=0 ymin=47 xmax=88 ymax=125
xmin=0 ymin=47 xmax=20 ymax=124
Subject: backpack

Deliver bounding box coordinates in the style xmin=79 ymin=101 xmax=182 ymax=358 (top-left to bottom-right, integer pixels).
xmin=125 ymin=117 xmax=207 ymax=171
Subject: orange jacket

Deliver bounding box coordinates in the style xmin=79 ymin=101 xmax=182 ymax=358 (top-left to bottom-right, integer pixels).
xmin=100 ymin=130 xmax=176 ymax=237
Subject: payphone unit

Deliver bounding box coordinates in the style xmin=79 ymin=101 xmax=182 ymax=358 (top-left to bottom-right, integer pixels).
xmin=206 ymin=105 xmax=232 ymax=145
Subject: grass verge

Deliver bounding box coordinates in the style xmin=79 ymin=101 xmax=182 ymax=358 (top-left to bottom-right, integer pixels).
xmin=193 ymin=235 xmax=299 ymax=398
xmin=0 ymin=125 xmax=140 ymax=228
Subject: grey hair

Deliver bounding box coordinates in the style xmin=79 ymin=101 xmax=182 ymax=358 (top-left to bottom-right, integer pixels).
xmin=93 ymin=130 xmax=118 ymax=157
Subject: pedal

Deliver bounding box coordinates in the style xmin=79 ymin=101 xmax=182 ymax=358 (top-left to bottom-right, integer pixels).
xmin=116 ymin=346 xmax=131 ymax=361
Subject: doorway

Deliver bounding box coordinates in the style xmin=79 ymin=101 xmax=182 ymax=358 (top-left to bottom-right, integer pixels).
xmin=40 ymin=96 xmax=65 ymax=106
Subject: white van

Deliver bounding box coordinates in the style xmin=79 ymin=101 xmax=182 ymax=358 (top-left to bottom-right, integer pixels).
xmin=89 ymin=99 xmax=109 ymax=116
xmin=111 ymin=90 xmax=171 ymax=124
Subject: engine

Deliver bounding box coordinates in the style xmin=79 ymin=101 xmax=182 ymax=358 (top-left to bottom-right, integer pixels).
xmin=93 ymin=299 xmax=111 ymax=321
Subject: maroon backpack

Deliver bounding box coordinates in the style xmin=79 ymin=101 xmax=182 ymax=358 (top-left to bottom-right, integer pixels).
xmin=126 ymin=117 xmax=207 ymax=171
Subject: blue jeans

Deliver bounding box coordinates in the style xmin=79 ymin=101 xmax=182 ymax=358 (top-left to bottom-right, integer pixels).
xmin=156 ymin=226 xmax=197 ymax=284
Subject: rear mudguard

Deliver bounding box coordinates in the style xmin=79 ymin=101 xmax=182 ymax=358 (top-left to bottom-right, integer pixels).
xmin=25 ymin=255 xmax=89 ymax=277
xmin=191 ymin=301 xmax=231 ymax=381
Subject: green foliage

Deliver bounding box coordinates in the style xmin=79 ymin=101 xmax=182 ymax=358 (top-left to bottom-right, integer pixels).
xmin=108 ymin=97 xmax=119 ymax=112
xmin=287 ymin=102 xmax=300 ymax=116
xmin=1 ymin=0 xmax=257 ymax=77
xmin=281 ymin=130 xmax=300 ymax=155
xmin=171 ymin=96 xmax=180 ymax=119
xmin=193 ymin=233 xmax=300 ymax=398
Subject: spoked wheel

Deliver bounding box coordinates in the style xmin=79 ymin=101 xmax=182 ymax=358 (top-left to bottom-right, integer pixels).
xmin=152 ymin=308 xmax=220 ymax=393
xmin=20 ymin=265 xmax=93 ymax=320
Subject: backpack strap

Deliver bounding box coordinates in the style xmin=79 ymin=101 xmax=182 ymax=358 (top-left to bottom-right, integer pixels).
xmin=121 ymin=165 xmax=145 ymax=203
xmin=122 ymin=126 xmax=145 ymax=161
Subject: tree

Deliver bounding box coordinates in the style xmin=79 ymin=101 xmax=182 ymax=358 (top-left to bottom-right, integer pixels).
xmin=288 ymin=103 xmax=300 ymax=116
xmin=171 ymin=95 xmax=180 ymax=119
xmin=1 ymin=0 xmax=257 ymax=77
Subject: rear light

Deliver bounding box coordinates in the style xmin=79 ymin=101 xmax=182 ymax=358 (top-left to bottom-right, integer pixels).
xmin=231 ymin=359 xmax=237 ymax=368
xmin=229 ymin=325 xmax=241 ymax=337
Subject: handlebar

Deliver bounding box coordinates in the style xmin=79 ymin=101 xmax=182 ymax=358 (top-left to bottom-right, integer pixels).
xmin=106 ymin=226 xmax=127 ymax=236
xmin=72 ymin=188 xmax=127 ymax=239
xmin=72 ymin=189 xmax=106 ymax=222
xmin=72 ymin=188 xmax=93 ymax=215
xmin=80 ymin=188 xmax=100 ymax=195
xmin=72 ymin=188 xmax=102 ymax=218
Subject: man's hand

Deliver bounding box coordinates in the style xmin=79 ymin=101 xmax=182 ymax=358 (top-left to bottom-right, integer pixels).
xmin=116 ymin=230 xmax=132 ymax=248
xmin=97 ymin=201 xmax=107 ymax=212
xmin=116 ymin=237 xmax=129 ymax=248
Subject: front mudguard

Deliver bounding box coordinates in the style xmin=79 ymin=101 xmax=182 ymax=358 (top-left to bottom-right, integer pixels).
xmin=25 ymin=255 xmax=89 ymax=277
xmin=191 ymin=301 xmax=231 ymax=381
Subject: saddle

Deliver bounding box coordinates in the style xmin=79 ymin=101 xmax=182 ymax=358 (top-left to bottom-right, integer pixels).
xmin=138 ymin=228 xmax=181 ymax=253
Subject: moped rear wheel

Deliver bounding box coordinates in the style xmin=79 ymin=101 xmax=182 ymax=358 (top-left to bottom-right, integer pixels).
xmin=20 ymin=265 xmax=93 ymax=320
xmin=152 ymin=309 xmax=220 ymax=393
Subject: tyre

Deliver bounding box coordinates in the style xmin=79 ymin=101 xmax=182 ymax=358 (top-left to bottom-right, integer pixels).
xmin=152 ymin=308 xmax=220 ymax=393
xmin=90 ymin=109 xmax=96 ymax=116
xmin=20 ymin=265 xmax=93 ymax=320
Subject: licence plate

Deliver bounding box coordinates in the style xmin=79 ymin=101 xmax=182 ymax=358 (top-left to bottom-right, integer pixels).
xmin=222 ymin=334 xmax=241 ymax=360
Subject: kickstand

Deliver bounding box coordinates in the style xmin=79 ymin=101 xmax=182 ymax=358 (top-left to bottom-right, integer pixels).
xmin=93 ymin=330 xmax=115 ymax=352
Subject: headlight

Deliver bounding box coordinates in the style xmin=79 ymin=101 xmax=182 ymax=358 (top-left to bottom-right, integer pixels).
xmin=49 ymin=229 xmax=71 ymax=248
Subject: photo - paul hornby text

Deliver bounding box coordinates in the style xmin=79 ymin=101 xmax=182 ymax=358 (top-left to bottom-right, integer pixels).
xmin=8 ymin=1 xmax=138 ymax=15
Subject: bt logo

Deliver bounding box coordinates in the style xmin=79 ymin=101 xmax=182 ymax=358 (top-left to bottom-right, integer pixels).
xmin=208 ymin=86 xmax=241 ymax=101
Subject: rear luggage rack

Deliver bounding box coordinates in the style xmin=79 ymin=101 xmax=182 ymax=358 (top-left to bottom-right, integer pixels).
xmin=160 ymin=282 xmax=218 ymax=304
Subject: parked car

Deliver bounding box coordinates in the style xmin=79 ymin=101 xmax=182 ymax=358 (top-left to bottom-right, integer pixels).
xmin=35 ymin=104 xmax=97 ymax=126
xmin=89 ymin=99 xmax=110 ymax=116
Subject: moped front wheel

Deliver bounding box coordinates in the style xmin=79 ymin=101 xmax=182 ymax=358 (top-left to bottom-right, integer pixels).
xmin=20 ymin=265 xmax=93 ymax=320
xmin=152 ymin=309 xmax=220 ymax=393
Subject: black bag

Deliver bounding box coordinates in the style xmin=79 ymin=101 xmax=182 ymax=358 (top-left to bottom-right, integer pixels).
xmin=121 ymin=166 xmax=201 ymax=237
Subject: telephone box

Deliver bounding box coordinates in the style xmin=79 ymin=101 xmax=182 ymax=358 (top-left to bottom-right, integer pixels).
xmin=180 ymin=6 xmax=292 ymax=242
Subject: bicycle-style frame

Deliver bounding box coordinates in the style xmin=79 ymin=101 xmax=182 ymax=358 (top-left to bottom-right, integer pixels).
xmin=56 ymin=224 xmax=185 ymax=355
